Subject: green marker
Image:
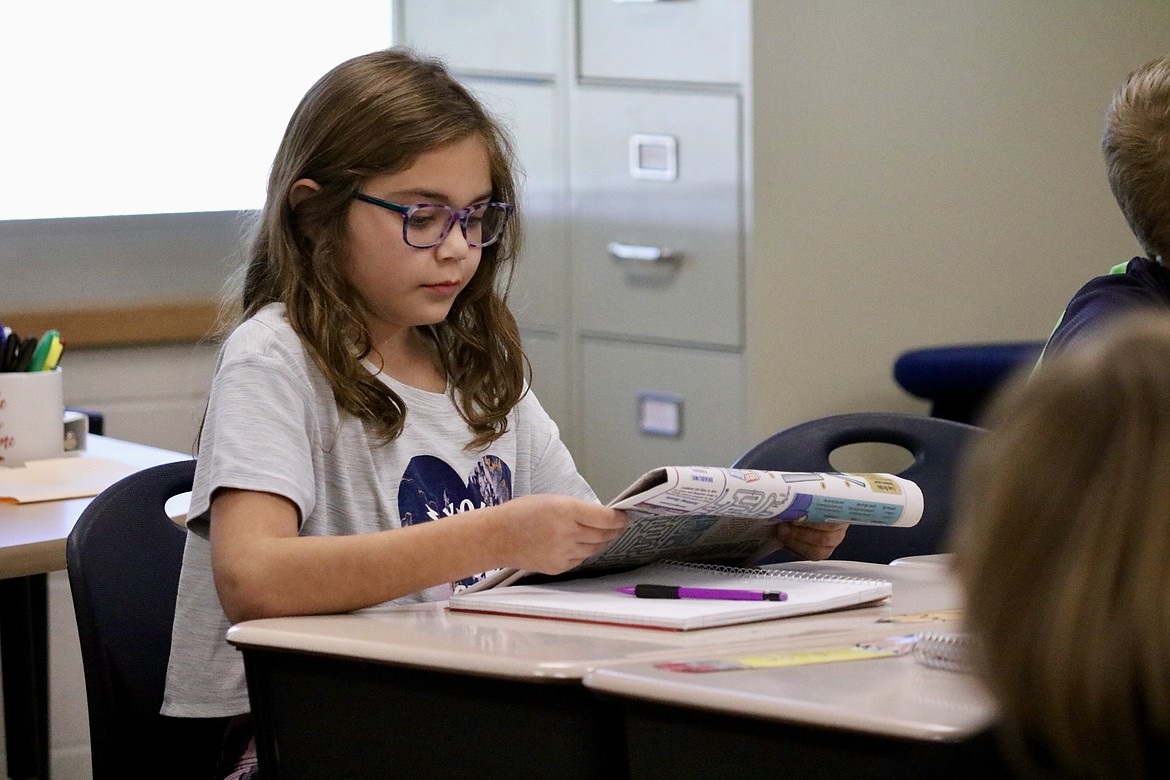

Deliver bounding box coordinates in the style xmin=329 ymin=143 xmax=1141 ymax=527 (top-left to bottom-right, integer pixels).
xmin=27 ymin=328 xmax=59 ymax=372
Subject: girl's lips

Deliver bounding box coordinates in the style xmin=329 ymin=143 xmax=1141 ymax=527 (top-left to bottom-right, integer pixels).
xmin=424 ymin=281 xmax=461 ymax=296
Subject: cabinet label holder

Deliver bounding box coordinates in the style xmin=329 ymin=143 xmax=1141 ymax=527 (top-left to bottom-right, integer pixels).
xmin=629 ymin=133 xmax=678 ymax=181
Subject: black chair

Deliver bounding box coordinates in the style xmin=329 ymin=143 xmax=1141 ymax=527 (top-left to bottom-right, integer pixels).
xmin=733 ymin=412 xmax=982 ymax=564
xmin=66 ymin=459 xmax=228 ymax=779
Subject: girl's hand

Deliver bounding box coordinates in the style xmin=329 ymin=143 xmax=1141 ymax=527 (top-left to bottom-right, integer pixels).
xmin=491 ymin=494 xmax=628 ymax=575
xmin=775 ymin=521 xmax=848 ymax=561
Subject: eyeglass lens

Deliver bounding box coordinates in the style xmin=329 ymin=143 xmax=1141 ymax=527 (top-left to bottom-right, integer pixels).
xmin=404 ymin=203 xmax=509 ymax=248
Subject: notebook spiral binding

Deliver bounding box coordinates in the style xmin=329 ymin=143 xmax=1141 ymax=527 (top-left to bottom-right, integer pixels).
xmin=662 ymin=560 xmax=889 ymax=586
xmin=912 ymin=631 xmax=972 ymax=673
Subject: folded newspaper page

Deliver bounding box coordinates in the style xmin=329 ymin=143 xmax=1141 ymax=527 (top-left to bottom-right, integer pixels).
xmin=467 ymin=467 xmax=922 ymax=591
xmin=594 ymin=466 xmax=921 ymax=570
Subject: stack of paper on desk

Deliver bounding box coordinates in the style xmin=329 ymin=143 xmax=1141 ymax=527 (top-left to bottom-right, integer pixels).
xmin=0 ymin=456 xmax=141 ymax=504
xmin=447 ymin=560 xmax=892 ymax=631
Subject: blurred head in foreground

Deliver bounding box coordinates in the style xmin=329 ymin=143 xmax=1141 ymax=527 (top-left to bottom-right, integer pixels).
xmin=953 ymin=310 xmax=1170 ymax=779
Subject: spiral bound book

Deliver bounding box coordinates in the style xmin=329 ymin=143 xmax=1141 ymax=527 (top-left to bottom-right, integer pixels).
xmin=447 ymin=561 xmax=892 ymax=631
xmin=912 ymin=632 xmax=974 ymax=673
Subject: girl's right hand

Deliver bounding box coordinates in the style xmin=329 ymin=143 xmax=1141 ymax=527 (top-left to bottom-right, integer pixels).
xmin=491 ymin=494 xmax=628 ymax=575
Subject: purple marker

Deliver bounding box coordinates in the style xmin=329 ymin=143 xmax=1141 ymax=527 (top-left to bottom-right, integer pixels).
xmin=617 ymin=584 xmax=787 ymax=602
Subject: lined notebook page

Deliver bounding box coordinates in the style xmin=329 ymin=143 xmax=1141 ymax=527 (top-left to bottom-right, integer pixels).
xmin=447 ymin=561 xmax=892 ymax=631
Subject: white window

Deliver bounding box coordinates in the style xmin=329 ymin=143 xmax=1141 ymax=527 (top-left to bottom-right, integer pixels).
xmin=0 ymin=1 xmax=392 ymax=220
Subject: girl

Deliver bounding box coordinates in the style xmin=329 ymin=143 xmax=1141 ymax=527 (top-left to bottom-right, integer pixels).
xmin=161 ymin=48 xmax=843 ymax=775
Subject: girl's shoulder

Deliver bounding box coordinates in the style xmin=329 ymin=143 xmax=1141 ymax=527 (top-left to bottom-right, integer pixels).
xmin=222 ymin=303 xmax=305 ymax=364
xmin=215 ymin=304 xmax=324 ymax=397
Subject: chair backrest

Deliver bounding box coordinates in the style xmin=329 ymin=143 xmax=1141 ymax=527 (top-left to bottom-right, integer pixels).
xmin=66 ymin=459 xmax=225 ymax=778
xmin=732 ymin=412 xmax=982 ymax=563
xmin=893 ymin=342 xmax=1042 ymax=425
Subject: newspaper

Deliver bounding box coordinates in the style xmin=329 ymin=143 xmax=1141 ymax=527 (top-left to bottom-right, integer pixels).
xmin=467 ymin=466 xmax=922 ymax=592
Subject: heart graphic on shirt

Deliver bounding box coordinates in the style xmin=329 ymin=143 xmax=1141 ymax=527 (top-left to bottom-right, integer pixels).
xmin=398 ymin=454 xmax=513 ymax=527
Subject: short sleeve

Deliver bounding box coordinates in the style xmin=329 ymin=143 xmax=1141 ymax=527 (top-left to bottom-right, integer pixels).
xmin=186 ymin=351 xmax=319 ymax=536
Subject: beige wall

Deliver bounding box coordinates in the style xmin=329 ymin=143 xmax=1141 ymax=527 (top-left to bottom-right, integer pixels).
xmin=746 ymin=0 xmax=1169 ymax=434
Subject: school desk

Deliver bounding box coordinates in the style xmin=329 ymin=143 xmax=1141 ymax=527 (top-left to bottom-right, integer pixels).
xmin=0 ymin=435 xmax=190 ymax=780
xmin=584 ymin=619 xmax=993 ymax=778
xmin=227 ymin=560 xmax=965 ymax=780
xmin=889 ymin=552 xmax=953 ymax=569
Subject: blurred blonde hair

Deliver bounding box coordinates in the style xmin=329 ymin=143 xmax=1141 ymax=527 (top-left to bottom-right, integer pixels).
xmin=1103 ymin=54 xmax=1170 ymax=263
xmin=953 ymin=311 xmax=1170 ymax=778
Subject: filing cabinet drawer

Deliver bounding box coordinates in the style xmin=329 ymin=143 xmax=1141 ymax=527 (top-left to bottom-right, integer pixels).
xmin=468 ymin=78 xmax=567 ymax=333
xmin=400 ymin=0 xmax=563 ymax=76
xmin=570 ymin=87 xmax=742 ymax=347
xmin=578 ymin=0 xmax=748 ymax=85
xmin=578 ymin=338 xmax=746 ymax=502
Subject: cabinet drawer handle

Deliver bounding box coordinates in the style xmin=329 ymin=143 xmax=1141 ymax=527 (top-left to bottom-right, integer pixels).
xmin=607 ymin=242 xmax=677 ymax=263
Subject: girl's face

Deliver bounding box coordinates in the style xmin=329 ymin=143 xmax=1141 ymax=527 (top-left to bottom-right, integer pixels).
xmin=345 ymin=134 xmax=492 ymax=347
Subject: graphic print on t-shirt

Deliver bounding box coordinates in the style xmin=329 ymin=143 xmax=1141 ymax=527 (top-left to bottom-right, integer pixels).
xmin=398 ymin=454 xmax=513 ymax=595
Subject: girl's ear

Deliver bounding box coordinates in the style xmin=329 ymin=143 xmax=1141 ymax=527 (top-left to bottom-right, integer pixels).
xmin=288 ymin=178 xmax=322 ymax=209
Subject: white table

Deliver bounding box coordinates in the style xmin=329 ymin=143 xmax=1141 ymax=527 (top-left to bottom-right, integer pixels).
xmin=0 ymin=436 xmax=190 ymax=780
xmin=227 ymin=561 xmax=967 ymax=780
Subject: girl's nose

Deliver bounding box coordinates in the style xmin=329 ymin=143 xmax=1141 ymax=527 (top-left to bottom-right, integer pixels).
xmin=435 ymin=220 xmax=471 ymax=259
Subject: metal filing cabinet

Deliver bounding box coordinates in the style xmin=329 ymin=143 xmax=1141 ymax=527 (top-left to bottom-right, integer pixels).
xmin=570 ymin=1 xmax=751 ymax=498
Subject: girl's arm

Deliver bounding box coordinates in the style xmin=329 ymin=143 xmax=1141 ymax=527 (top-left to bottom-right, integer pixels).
xmin=210 ymin=487 xmax=627 ymax=623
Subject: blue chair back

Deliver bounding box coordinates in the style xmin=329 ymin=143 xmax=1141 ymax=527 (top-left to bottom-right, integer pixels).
xmin=893 ymin=342 xmax=1042 ymax=424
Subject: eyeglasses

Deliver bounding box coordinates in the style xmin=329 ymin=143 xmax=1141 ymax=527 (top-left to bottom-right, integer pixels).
xmin=353 ymin=193 xmax=513 ymax=249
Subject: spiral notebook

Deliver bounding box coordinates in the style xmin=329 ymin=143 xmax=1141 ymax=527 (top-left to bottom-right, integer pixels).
xmin=446 ymin=561 xmax=893 ymax=631
xmin=912 ymin=631 xmax=974 ymax=673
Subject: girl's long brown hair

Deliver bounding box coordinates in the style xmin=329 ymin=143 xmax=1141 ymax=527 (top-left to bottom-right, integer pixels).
xmin=225 ymin=48 xmax=525 ymax=449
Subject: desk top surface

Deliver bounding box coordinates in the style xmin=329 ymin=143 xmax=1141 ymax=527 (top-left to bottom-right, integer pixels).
xmin=584 ymin=629 xmax=993 ymax=742
xmin=0 ymin=435 xmax=190 ymax=578
xmin=228 ymin=560 xmax=964 ymax=682
xmin=581 ymin=554 xmax=993 ymax=741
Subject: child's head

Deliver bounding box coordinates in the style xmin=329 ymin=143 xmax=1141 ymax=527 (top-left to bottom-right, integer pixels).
xmin=953 ymin=311 xmax=1170 ymax=778
xmin=238 ymin=48 xmax=526 ymax=446
xmin=1103 ymin=54 xmax=1170 ymax=263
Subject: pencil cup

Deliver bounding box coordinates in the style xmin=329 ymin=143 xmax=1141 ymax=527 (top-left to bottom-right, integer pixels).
xmin=0 ymin=368 xmax=65 ymax=467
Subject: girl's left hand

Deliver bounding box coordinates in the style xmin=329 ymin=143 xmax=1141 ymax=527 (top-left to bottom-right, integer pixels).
xmin=775 ymin=521 xmax=848 ymax=561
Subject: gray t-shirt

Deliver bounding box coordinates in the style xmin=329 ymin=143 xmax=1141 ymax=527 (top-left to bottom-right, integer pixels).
xmin=162 ymin=303 xmax=595 ymax=717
